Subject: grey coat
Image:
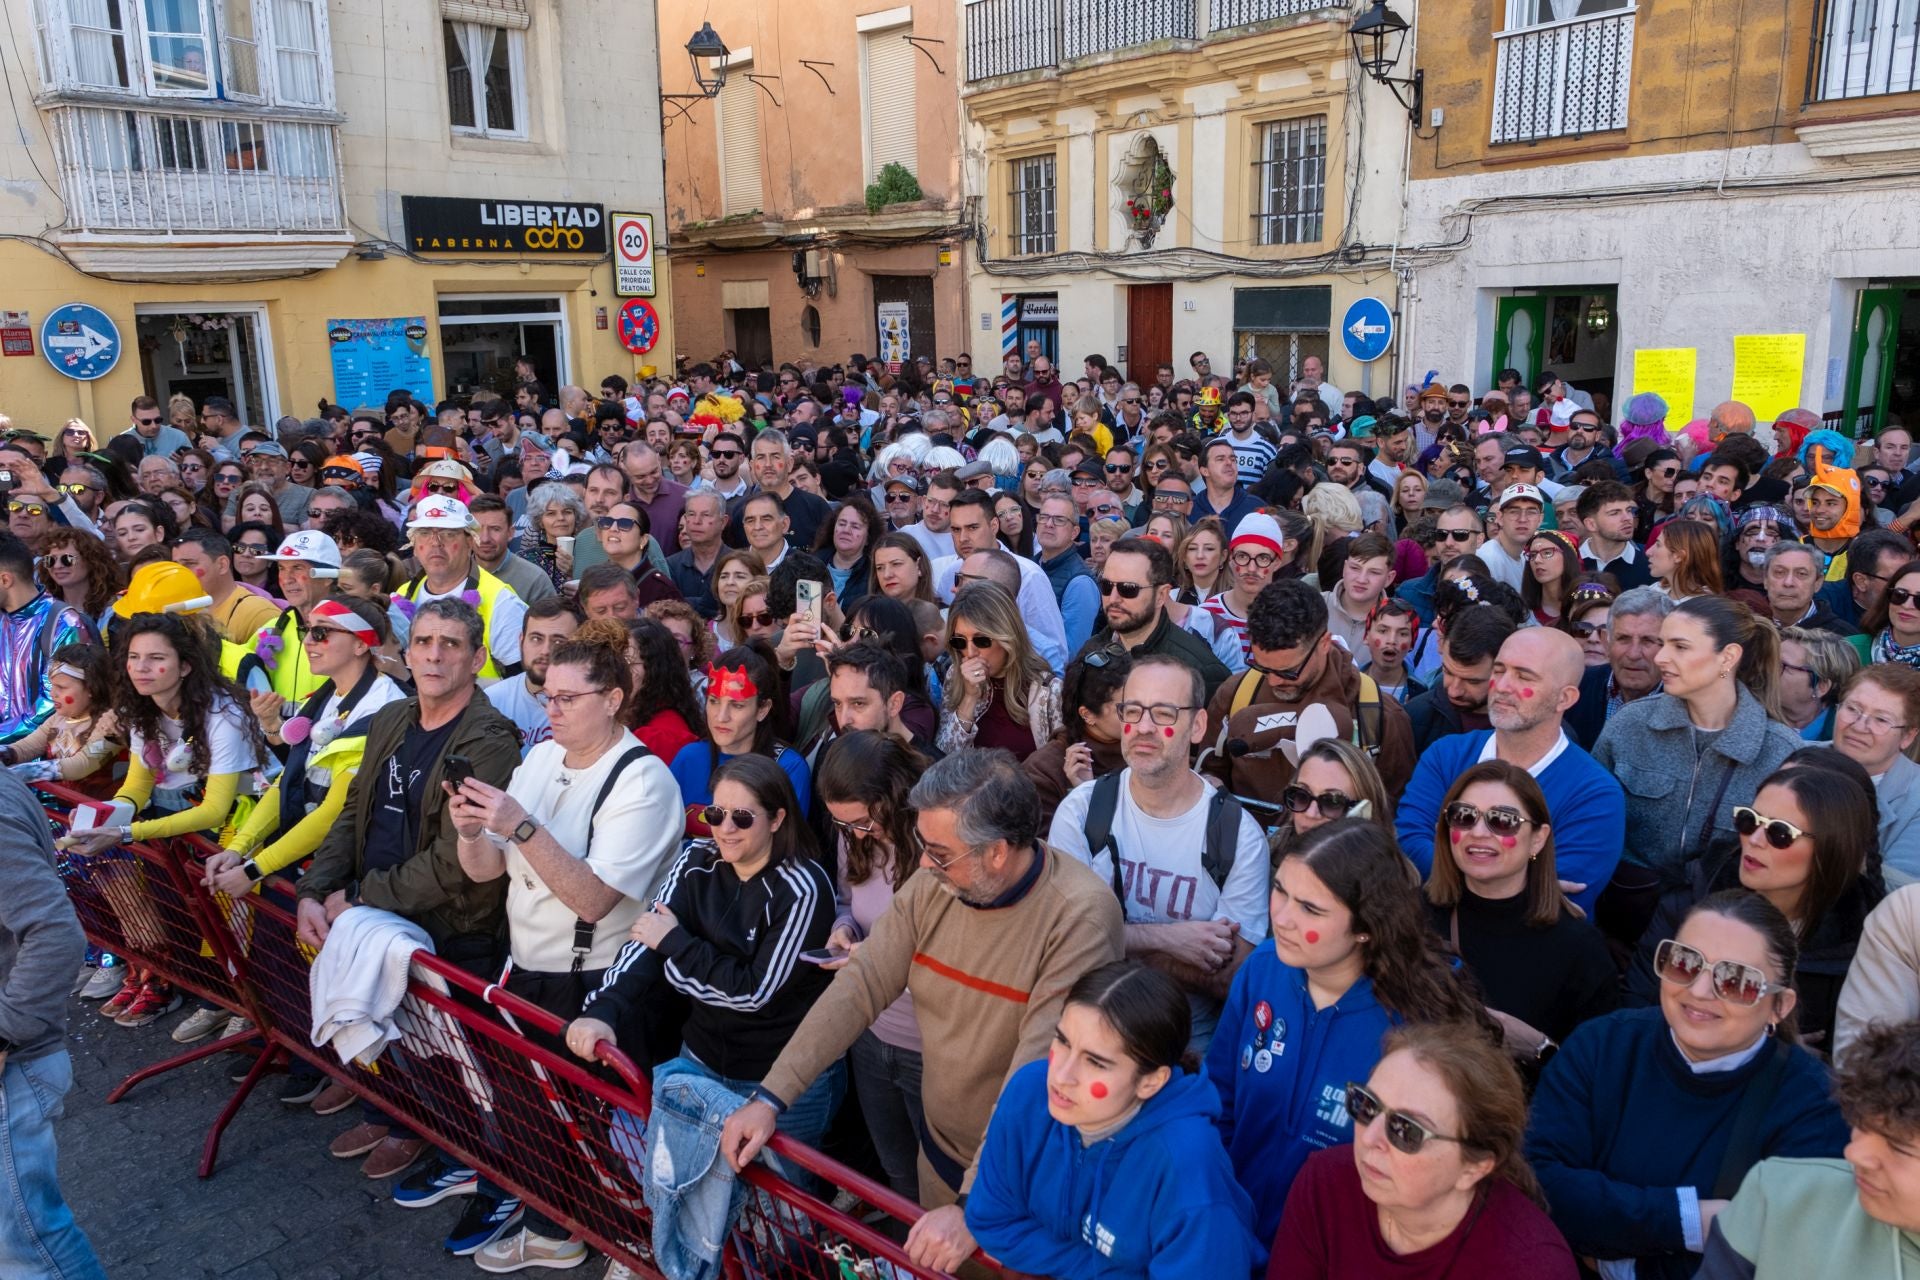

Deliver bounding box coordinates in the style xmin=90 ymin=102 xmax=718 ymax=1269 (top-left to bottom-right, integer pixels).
xmin=0 ymin=772 xmax=85 ymax=1060
xmin=1878 ymin=751 xmax=1920 ymax=889
xmin=1592 ymin=686 xmax=1802 ymax=879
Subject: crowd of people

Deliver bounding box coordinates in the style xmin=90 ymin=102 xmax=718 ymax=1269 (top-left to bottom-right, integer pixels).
xmin=10 ymin=345 xmax=1920 ymax=1280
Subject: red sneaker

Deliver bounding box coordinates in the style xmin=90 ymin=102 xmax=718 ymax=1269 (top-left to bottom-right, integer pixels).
xmin=101 ymin=979 xmax=144 ymax=1020
xmin=115 ymin=982 xmax=182 ymax=1027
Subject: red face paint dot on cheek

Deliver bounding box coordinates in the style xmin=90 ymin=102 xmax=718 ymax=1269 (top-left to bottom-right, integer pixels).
xmin=1163 ymin=726 xmax=1175 ymax=738
xmin=1500 ymin=835 xmax=1517 ymax=848
xmin=1449 ymin=829 xmax=1464 ymax=843
xmin=1089 ymin=1082 xmax=1108 ymax=1100
xmin=1304 ymin=930 xmax=1320 ymax=944
xmin=1520 ymin=688 xmax=1535 ymax=699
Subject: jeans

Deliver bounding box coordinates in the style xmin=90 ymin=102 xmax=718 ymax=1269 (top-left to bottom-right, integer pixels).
xmin=848 ymin=1031 xmax=923 ymax=1200
xmin=0 ymin=1052 xmax=106 ymax=1280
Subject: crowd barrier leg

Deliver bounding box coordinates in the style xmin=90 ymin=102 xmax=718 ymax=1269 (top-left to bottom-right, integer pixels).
xmin=198 ymin=1044 xmax=282 ymax=1179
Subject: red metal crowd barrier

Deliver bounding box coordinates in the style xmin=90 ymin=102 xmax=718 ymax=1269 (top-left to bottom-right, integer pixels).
xmin=40 ymin=782 xmax=991 ymax=1280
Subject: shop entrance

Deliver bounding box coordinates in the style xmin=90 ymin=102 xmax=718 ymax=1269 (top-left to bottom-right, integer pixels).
xmin=437 ymin=296 xmax=569 ymax=400
xmin=1842 ymin=283 xmax=1920 ymax=439
xmin=134 ymin=306 xmax=277 ymax=426
xmin=1490 ymin=287 xmax=1619 ymax=408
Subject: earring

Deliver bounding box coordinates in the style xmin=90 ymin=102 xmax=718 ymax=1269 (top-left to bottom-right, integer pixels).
xmin=1767 ymin=1021 xmax=1778 ymax=1037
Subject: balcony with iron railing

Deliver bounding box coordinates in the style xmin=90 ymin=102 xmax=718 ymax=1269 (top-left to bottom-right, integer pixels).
xmin=1489 ymin=7 xmax=1636 ymax=144
xmin=1807 ymin=0 xmax=1920 ymax=102
xmin=48 ymin=101 xmax=347 ymax=236
xmin=965 ymin=0 xmax=1339 ymax=82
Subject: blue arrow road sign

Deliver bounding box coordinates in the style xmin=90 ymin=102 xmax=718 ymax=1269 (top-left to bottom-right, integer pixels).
xmin=1340 ymin=297 xmax=1394 ymax=364
xmin=41 ymin=304 xmax=121 ymax=381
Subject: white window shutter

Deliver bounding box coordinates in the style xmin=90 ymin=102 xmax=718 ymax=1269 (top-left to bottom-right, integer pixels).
xmin=441 ymin=0 xmax=528 ymax=28
xmin=862 ymin=27 xmax=916 ymax=182
xmin=719 ymin=71 xmax=762 ymax=215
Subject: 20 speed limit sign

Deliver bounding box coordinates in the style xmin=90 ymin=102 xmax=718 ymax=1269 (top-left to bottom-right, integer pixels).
xmin=613 ymin=212 xmax=656 ymax=298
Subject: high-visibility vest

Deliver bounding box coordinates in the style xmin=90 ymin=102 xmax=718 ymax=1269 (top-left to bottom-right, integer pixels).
xmin=221 ymin=608 xmax=326 ymax=702
xmin=395 ymin=566 xmax=518 ymax=680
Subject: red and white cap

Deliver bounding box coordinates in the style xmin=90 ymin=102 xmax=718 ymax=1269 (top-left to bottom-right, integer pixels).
xmin=1229 ymin=511 xmax=1285 ymax=557
xmin=408 ymin=494 xmax=475 ymax=530
xmin=305 ymin=598 xmax=379 ymax=644
xmin=258 ymin=529 xmax=341 ymax=576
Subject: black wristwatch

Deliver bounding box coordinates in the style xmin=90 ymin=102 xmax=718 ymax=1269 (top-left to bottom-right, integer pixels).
xmin=510 ymin=818 xmax=540 ymax=845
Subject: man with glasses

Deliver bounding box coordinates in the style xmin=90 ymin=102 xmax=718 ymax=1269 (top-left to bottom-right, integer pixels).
xmin=705 ymin=431 xmax=750 ymax=503
xmin=174 ymin=529 xmax=278 ymax=645
xmin=1078 ymin=538 xmax=1230 ymax=698
xmin=1113 ymin=383 xmax=1148 ymax=441
xmin=1202 ymin=512 xmax=1287 ymax=663
xmin=720 ymin=749 xmax=1122 ymax=1272
xmin=1148 ymin=478 xmax=1196 ymax=526
xmin=1205 ymin=577 xmax=1417 ymax=806
xmin=1395 ymin=628 xmax=1624 ymax=917
xmin=1550 ymin=409 xmax=1628 ymax=481
xmin=1023 ymin=355 xmax=1064 ymax=413
xmin=901 ymin=473 xmax=959 ymax=562
xmin=127 ymin=394 xmax=193 ymax=458
xmin=1051 ymin=654 xmax=1268 ymax=1052
xmin=5 ymin=493 xmax=54 ymax=557
xmin=1036 ymin=494 xmax=1100 ymax=652
xmin=880 ymin=474 xmax=923 ymax=532
xmin=1103 ymin=444 xmax=1145 ymax=522
xmin=235 ymin=441 xmax=313 ymax=526
xmin=304 ymin=486 xmax=353 ymax=533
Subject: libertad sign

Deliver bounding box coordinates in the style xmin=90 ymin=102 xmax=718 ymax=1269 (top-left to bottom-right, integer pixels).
xmin=401 ymin=196 xmax=608 ymax=256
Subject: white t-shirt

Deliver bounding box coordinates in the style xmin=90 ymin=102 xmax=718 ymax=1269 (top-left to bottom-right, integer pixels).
xmin=416 ymin=577 xmax=527 ymax=665
xmin=1049 ymin=769 xmax=1271 ymax=1046
xmin=502 ymin=733 xmax=685 ymax=972
xmin=486 ymin=674 xmax=552 ymax=756
xmin=1476 ymin=539 xmax=1528 ymax=592
xmin=129 ymin=696 xmax=268 ymax=794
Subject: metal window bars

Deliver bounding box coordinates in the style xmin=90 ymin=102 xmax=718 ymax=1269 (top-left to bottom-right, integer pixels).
xmin=1807 ymin=0 xmax=1920 ymax=102
xmin=1253 ymin=115 xmax=1326 ymax=246
xmin=1010 ymin=153 xmax=1056 ymax=255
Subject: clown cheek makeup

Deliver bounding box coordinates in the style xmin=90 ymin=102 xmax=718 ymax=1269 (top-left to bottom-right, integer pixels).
xmin=1163 ymin=726 xmax=1176 ymax=739
xmin=1089 ymin=1082 xmax=1108 ymax=1100
xmin=1500 ymin=835 xmax=1517 ymax=848
xmin=1519 ymin=688 xmax=1535 ymax=699
xmin=1304 ymin=930 xmax=1320 ymax=944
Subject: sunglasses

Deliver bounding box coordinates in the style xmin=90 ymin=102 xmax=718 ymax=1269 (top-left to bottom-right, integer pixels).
xmin=699 ymin=804 xmax=759 ymax=830
xmin=1152 ymin=492 xmax=1192 ymax=506
xmin=1104 ymin=463 xmax=1130 ymax=474
xmin=832 ymin=815 xmax=879 ymax=837
xmin=1733 ymin=806 xmax=1808 ymax=849
xmin=40 ymin=553 xmax=77 ymax=568
xmin=135 ymin=415 xmax=162 ymax=426
xmin=298 ymin=624 xmax=352 ymax=643
xmin=1435 ymin=530 xmax=1477 ymax=545
xmin=739 ymin=610 xmax=776 ymax=629
xmin=1346 ymin=1082 xmax=1465 ymax=1156
xmin=304 ymin=507 xmax=336 ymax=520
xmin=710 ymin=449 xmax=743 ymax=460
xmin=423 ymin=482 xmax=461 ymax=497
xmin=1250 ymin=638 xmax=1322 ymax=682
xmin=1281 ymin=785 xmax=1356 ymax=818
xmin=1143 ymin=458 xmax=1171 ymax=471
xmin=1097 ymin=578 xmax=1148 ymax=599
xmin=597 ymin=516 xmax=639 ymax=531
xmin=1889 ymin=587 xmax=1920 ymax=609
xmin=1571 ymin=620 xmax=1608 ymax=639
xmin=1442 ymin=802 xmax=1534 ymax=836
xmin=215 ymin=473 xmax=244 ymax=486
xmin=235 ymin=543 xmax=268 ymax=555
xmin=948 ymin=633 xmax=997 ymax=652
xmin=7 ymin=502 xmax=46 ymax=518
xmin=1653 ymin=939 xmax=1781 ymax=1006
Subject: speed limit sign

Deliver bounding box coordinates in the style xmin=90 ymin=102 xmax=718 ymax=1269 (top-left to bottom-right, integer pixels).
xmin=612 ymin=212 xmax=656 ymax=298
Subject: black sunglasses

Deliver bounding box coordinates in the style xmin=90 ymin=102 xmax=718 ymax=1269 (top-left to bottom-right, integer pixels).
xmin=1890 ymin=587 xmax=1920 ymax=609
xmin=1250 ymin=635 xmax=1322 ymax=682
xmin=1436 ymin=529 xmax=1477 ymax=543
xmin=699 ymin=804 xmax=758 ymax=830
xmin=1281 ymin=785 xmax=1356 ymax=818
xmin=1097 ymin=578 xmax=1147 ymax=599
xmin=738 ymin=610 xmax=776 ymax=629
xmin=597 ymin=516 xmax=639 ymax=531
xmin=948 ymin=633 xmax=997 ymax=652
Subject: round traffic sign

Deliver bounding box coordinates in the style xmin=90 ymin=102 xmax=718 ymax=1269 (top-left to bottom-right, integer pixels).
xmin=617 ymin=299 xmax=660 ymax=355
xmin=615 ymin=216 xmax=651 ymax=264
xmin=41 ymin=303 xmax=121 ymax=381
xmin=1340 ymin=297 xmax=1394 ymax=364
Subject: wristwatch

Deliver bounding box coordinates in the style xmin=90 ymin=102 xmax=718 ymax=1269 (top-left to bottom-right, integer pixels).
xmin=510 ymin=818 xmax=540 ymax=845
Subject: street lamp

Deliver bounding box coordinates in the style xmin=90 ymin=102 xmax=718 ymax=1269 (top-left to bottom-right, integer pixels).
xmin=685 ymin=22 xmax=729 ymax=97
xmin=1349 ymin=1 xmax=1423 ymax=122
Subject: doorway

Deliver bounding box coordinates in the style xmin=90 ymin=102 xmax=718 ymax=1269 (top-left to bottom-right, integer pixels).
xmin=1843 ymin=284 xmax=1920 ymax=438
xmin=1126 ymin=284 xmax=1172 ymax=385
xmin=437 ymin=295 xmax=569 ymax=400
xmin=1014 ymin=293 xmax=1058 ymax=365
xmin=135 ymin=306 xmax=277 ymax=427
xmin=727 ymin=308 xmax=772 ymax=371
xmin=1491 ymin=288 xmax=1619 ymax=405
xmin=872 ymin=275 xmax=937 ymax=369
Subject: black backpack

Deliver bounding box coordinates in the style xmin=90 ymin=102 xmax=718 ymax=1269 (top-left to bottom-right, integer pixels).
xmin=1081 ymin=771 xmax=1243 ymax=904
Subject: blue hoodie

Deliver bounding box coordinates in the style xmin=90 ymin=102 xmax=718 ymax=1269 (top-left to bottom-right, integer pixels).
xmin=1203 ymin=941 xmax=1396 ymax=1244
xmin=967 ymin=1059 xmax=1262 ymax=1280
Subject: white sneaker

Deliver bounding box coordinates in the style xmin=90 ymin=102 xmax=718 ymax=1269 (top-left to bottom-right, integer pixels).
xmin=602 ymin=1263 xmax=638 ymax=1280
xmin=222 ymin=1015 xmax=253 ymax=1039
xmin=170 ymin=1005 xmax=228 ymax=1043
xmin=79 ymin=966 xmax=125 ymax=1000
xmin=474 ymin=1228 xmax=589 ymax=1273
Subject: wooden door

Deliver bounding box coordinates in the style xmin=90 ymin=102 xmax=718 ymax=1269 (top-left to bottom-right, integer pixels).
xmin=1127 ymin=284 xmax=1172 ymax=385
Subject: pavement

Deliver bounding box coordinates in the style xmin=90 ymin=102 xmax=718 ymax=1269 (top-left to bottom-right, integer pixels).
xmin=54 ymin=985 xmax=500 ymax=1280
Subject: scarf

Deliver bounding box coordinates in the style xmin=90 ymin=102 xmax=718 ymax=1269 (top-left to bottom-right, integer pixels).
xmin=1873 ymin=629 xmax=1920 ymax=669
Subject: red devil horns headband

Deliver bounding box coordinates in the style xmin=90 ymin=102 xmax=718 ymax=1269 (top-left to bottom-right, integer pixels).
xmin=705 ymin=663 xmax=760 ymax=702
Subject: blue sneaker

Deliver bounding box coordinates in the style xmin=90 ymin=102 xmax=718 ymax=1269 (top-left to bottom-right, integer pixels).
xmin=392 ymin=1158 xmax=479 ymax=1209
xmin=448 ymin=1195 xmax=524 ymax=1257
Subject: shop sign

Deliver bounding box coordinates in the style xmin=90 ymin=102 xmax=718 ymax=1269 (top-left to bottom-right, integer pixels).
xmin=1021 ymin=297 xmax=1058 ymax=323
xmin=402 ymin=196 xmax=607 ymax=256
xmin=1 ymin=311 xmax=31 ymax=357
xmin=327 ymin=317 xmax=434 ymax=410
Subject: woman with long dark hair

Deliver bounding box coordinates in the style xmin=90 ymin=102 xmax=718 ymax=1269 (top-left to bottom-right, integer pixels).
xmin=1522 ymin=529 xmax=1583 ymax=625
xmin=1204 ymin=819 xmax=1495 ymax=1244
xmin=668 ymin=642 xmax=810 ymax=835
xmin=1023 ymin=653 xmax=1130 ymax=829
xmin=812 ymin=495 xmax=881 ymax=613
xmin=603 ymin=616 xmax=702 ymax=763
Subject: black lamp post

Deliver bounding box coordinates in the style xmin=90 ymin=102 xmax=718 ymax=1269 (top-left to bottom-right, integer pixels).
xmin=685 ymin=22 xmax=729 ymax=98
xmin=1349 ymin=1 xmax=1423 ymax=121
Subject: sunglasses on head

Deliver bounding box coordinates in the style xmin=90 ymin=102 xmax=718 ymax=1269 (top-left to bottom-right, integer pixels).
xmin=1442 ymin=802 xmax=1533 ymax=836
xmin=948 ymin=633 xmax=996 ymax=652
xmin=1345 ymin=1082 xmax=1465 ymax=1156
xmin=1653 ymin=939 xmax=1781 ymax=1005
xmin=1281 ymin=784 xmax=1355 ymax=817
xmin=1097 ymin=578 xmax=1148 ymax=599
xmin=700 ymin=804 xmax=759 ymax=830
xmin=1733 ymin=806 xmax=1808 ymax=849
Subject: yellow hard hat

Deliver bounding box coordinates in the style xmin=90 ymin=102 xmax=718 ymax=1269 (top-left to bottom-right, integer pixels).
xmin=114 ymin=561 xmax=214 ymax=620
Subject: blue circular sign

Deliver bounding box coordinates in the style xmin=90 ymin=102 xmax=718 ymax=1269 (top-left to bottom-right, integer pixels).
xmin=41 ymin=304 xmax=121 ymax=381
xmin=1341 ymin=297 xmax=1394 ymax=364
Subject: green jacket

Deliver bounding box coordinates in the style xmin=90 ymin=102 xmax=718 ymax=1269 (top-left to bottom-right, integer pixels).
xmin=297 ymin=690 xmax=521 ymax=945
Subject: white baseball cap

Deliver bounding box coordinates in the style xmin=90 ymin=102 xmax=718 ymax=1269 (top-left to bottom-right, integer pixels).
xmin=408 ymin=494 xmax=476 ymax=530
xmin=258 ymin=529 xmax=341 ymax=576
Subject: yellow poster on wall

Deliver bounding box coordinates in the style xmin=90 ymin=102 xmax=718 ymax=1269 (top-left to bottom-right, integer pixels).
xmin=1632 ymin=348 xmax=1697 ymax=429
xmin=1730 ymin=334 xmax=1807 ymax=426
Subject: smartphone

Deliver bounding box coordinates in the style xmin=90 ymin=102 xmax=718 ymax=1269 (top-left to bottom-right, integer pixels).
xmin=443 ymin=754 xmax=475 ymax=788
xmin=0 ymin=469 xmax=17 ymax=496
xmin=799 ymin=946 xmax=849 ymax=966
xmin=796 ymin=579 xmax=823 ymax=627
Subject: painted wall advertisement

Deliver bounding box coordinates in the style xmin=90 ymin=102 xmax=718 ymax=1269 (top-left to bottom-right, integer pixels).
xmin=328 ymin=317 xmax=434 ymax=409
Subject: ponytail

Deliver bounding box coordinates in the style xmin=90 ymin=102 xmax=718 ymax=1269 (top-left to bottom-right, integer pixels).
xmin=1674 ymin=596 xmax=1782 ymax=723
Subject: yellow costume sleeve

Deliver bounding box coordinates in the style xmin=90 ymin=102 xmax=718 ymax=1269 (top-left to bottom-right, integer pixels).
xmin=113 ymin=754 xmax=156 ymax=812
xmin=127 ymin=772 xmax=240 ymax=840
xmin=227 ymin=788 xmax=283 ymax=856
xmin=248 ymin=770 xmax=355 ymax=877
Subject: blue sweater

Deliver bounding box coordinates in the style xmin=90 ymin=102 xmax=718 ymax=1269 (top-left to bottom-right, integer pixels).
xmin=1202 ymin=942 xmax=1395 ymax=1245
xmin=667 ymin=742 xmax=812 ymax=822
xmin=1394 ymin=731 xmax=1625 ymax=917
xmin=1525 ymin=1007 xmax=1849 ymax=1280
xmin=966 ymin=1060 xmax=1262 ymax=1280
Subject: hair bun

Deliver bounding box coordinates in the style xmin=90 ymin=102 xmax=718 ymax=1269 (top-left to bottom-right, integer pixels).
xmin=571 ymin=618 xmax=632 ymax=656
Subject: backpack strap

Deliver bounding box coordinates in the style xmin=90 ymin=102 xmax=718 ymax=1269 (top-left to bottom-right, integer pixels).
xmin=569 ymin=744 xmax=653 ymax=973
xmin=1081 ymin=771 xmax=1126 ymax=900
xmin=1227 ymin=669 xmax=1263 ymax=717
xmin=1201 ymin=787 xmax=1243 ymax=890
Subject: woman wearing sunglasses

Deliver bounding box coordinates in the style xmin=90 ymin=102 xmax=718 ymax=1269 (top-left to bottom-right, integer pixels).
xmin=228 ymin=522 xmax=281 ymax=600
xmin=1633 ymin=447 xmax=1685 ymax=541
xmin=1560 ymin=581 xmax=1615 ymax=667
xmin=1270 ymin=1021 xmax=1576 ymax=1277
xmin=717 ymin=575 xmax=777 ymax=655
xmin=567 ymin=753 xmax=842 ymax=1147
xmin=814 ymin=731 xmax=933 ymax=1199
xmin=1274 ymin=738 xmax=1395 ymax=856
xmin=937 ymin=582 xmax=1061 ymax=762
xmin=36 ymin=527 xmax=123 ymax=638
xmin=669 ymin=643 xmax=809 ymax=837
xmin=707 ymin=550 xmax=766 ymax=648
xmin=1863 ymin=558 xmax=1920 ymax=671
xmin=968 ymin=962 xmax=1261 ymax=1278
xmin=1204 ymin=819 xmax=1493 ymax=1245
xmin=1527 ymin=890 xmax=1850 ymax=1280
xmin=1625 ymin=756 xmax=1883 ymax=1051
xmin=1426 ymin=761 xmax=1617 ymax=1061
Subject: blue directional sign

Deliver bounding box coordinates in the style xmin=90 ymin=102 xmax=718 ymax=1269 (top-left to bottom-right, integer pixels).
xmin=1341 ymin=296 xmax=1394 ymax=364
xmin=41 ymin=304 xmax=121 ymax=381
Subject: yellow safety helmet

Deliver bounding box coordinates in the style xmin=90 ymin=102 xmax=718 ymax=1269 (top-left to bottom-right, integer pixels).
xmin=114 ymin=561 xmax=214 ymax=619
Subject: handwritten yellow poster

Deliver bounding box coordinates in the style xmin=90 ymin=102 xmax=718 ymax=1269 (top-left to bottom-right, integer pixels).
xmin=1632 ymin=348 xmax=1696 ymax=429
xmin=1730 ymin=334 xmax=1807 ymax=425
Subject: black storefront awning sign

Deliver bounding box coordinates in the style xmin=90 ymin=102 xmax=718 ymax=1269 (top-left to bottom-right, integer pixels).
xmin=402 ymin=196 xmax=608 ymax=256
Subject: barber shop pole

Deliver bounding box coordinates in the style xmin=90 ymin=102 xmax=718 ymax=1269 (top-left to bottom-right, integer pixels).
xmin=1001 ymin=294 xmax=1018 ymax=358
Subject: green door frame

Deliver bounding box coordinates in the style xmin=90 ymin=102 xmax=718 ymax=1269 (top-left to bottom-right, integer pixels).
xmin=1489 ymin=288 xmax=1617 ymax=392
xmin=1844 ymin=286 xmax=1906 ymax=440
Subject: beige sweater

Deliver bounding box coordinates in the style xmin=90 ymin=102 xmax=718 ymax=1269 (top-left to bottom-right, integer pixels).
xmin=759 ymin=845 xmax=1123 ymax=1196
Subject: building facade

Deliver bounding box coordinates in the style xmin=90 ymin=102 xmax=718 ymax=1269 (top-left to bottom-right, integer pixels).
xmin=0 ymin=0 xmax=670 ymax=431
xmin=1403 ymin=0 xmax=1920 ymax=432
xmin=656 ymin=0 xmax=968 ymax=371
xmin=959 ymin=0 xmax=1410 ymax=394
